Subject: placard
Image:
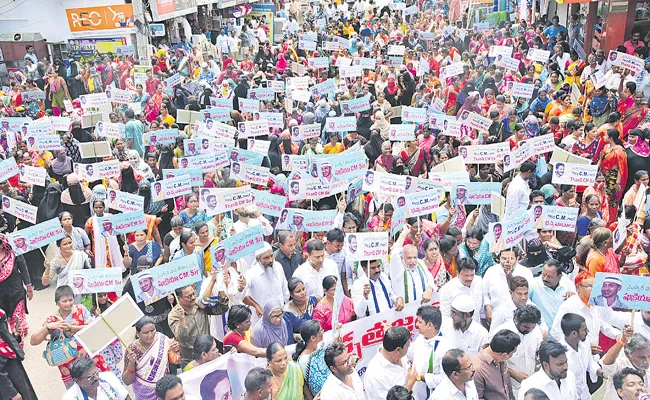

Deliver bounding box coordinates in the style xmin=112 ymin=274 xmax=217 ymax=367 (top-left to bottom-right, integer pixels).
xmin=105 ymin=87 xmax=132 ymax=104
xmin=275 ymin=209 xmax=338 ymax=232
xmin=22 ymin=90 xmax=46 ymax=101
xmin=511 ymin=82 xmax=535 ymax=98
xmin=230 ymin=162 xmax=269 ymax=186
xmin=19 ymin=164 xmax=46 ymax=187
xmin=79 ymin=93 xmax=108 ymax=109
xmin=427 ymin=171 xmax=470 ymax=191
xmin=452 ymin=182 xmax=501 ymax=205
xmin=405 ymin=189 xmax=443 ymax=217
xmin=458 ymin=143 xmax=510 ymax=164
xmin=198 ymin=186 xmax=253 ymax=216
xmin=389 ymin=124 xmax=416 ymax=141
xmin=106 ymin=189 xmax=144 ymax=213
xmin=51 ymin=116 xmax=72 ymax=131
xmin=344 ymin=232 xmax=389 ymax=261
xmin=362 ymin=170 xmax=406 ymax=196
xmin=238 ymin=120 xmax=269 ymax=138
xmin=353 ymin=57 xmax=376 ymax=69
xmin=307 ymin=57 xmax=329 ymax=69
xmin=489 ymin=208 xmax=534 ymax=252
xmin=538 ymin=206 xmax=579 ymax=232
xmin=402 ymin=106 xmax=427 ymax=124
xmin=527 ymin=48 xmax=551 ymax=63
xmin=152 ymin=175 xmax=193 ymax=201
xmin=340 ymin=96 xmax=371 ymax=113
xmin=251 ymin=189 xmax=286 ymax=217
xmin=69 ymin=268 xmax=123 ymax=295
xmin=0 ymin=195 xmax=37 ymax=224
xmin=209 ymin=225 xmax=264 ymax=270
xmin=551 ymin=163 xmax=598 ymax=186
xmin=238 ymin=98 xmax=260 ymax=114
xmin=588 ymin=272 xmax=643 ymax=310
xmin=310 ymin=79 xmax=337 ymax=97
xmin=74 ymin=160 xmax=120 ymax=182
xmin=130 ymin=256 xmax=201 ymax=305
xmin=440 ymin=63 xmax=465 ymax=79
xmin=503 ymin=143 xmax=533 ymax=172
xmin=7 ymin=218 xmax=65 ymax=255
xmin=161 ymin=168 xmax=203 ymax=187
xmin=95 ymin=122 xmax=125 ymax=140
xmin=0 ymin=158 xmax=19 ymax=182
xmin=325 ymin=117 xmax=357 ymax=132
xmin=291 ymin=123 xmax=321 ymax=141
xmin=97 ymin=211 xmax=146 ymax=237
xmin=148 ymin=128 xmax=178 ymax=146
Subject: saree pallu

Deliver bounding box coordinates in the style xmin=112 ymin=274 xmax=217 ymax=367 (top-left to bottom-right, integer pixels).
xmin=132 ymin=333 xmax=171 ymax=400
xmin=622 ymin=105 xmax=647 ymax=138
xmin=601 ymin=146 xmax=628 ymax=223
xmin=274 ymin=362 xmax=304 ymax=400
xmin=305 ymin=347 xmax=329 ymax=396
xmin=402 ymin=149 xmax=425 ymax=177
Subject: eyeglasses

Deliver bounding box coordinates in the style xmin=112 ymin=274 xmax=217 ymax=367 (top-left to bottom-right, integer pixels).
xmin=182 ymin=292 xmax=197 ymax=300
xmin=80 ymin=370 xmax=99 ymax=381
xmin=269 ymin=313 xmax=283 ymax=321
xmin=459 ymin=363 xmax=473 ymax=371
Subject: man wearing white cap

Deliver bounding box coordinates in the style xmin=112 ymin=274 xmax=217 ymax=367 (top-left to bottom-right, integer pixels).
xmin=441 ymin=294 xmax=489 ymax=356
xmin=453 ymin=184 xmax=468 ymax=206
xmin=592 ymin=275 xmax=627 ymax=308
xmin=244 ymin=242 xmax=290 ymax=323
xmin=136 ymin=271 xmax=164 ymax=304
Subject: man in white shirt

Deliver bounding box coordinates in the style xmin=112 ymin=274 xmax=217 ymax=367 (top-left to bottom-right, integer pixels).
xmin=551 ymin=273 xmax=626 ymax=350
xmin=601 ymin=328 xmax=650 ymax=400
xmin=431 ymin=349 xmax=479 ymax=399
xmin=518 ymin=339 xmax=577 ymax=400
xmin=293 ymin=239 xmax=339 ymax=298
xmin=216 ymin=29 xmax=229 ymax=58
xmin=560 ymin=313 xmax=603 ymax=400
xmin=390 ymin=225 xmax=435 ymax=305
xmin=441 ymin=294 xmax=489 ymax=356
xmin=490 ymin=276 xmax=548 ymax=335
xmin=440 ymin=257 xmax=485 ymax=324
xmin=351 ymin=259 xmax=403 ymax=317
xmin=483 ymin=248 xmax=534 ymax=324
xmin=63 ymin=358 xmax=129 ymax=400
xmin=633 ymin=311 xmax=650 ymax=342
xmin=233 ymin=206 xmax=274 ymax=270
xmin=320 ymin=341 xmax=365 ymax=399
xmin=364 ymin=326 xmax=417 ymax=399
xmin=504 ymin=160 xmax=535 ymax=218
xmin=244 ymin=242 xmax=290 ymax=322
xmin=409 ymin=305 xmax=452 ymax=399
xmin=490 ymin=305 xmax=544 ymax=399
xmin=529 ymin=259 xmax=576 ymax=329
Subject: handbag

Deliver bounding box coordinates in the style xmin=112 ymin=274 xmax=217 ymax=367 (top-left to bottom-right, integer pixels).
xmin=43 ymin=331 xmax=79 ymax=367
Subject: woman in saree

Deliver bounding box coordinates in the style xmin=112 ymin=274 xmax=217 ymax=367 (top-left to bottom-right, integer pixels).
xmin=312 ymin=275 xmax=355 ymax=332
xmin=457 ymin=226 xmax=495 ymax=277
xmin=123 ymin=316 xmax=180 ymax=400
xmin=581 ymin=172 xmax=610 ymax=225
xmin=572 ymin=122 xmax=604 ymax=161
xmin=418 ymin=238 xmax=450 ymax=288
xmin=611 ymin=206 xmax=649 ymax=276
xmin=374 ymin=141 xmax=394 ymax=171
xmin=100 ymin=58 xmax=115 ymax=90
xmin=59 ymin=211 xmax=92 ymax=254
xmin=564 ymin=51 xmax=585 ymax=87
xmin=620 ymin=90 xmax=647 ymax=139
xmin=624 ymin=128 xmax=650 ymax=193
xmin=179 ymin=194 xmax=211 ymax=230
xmin=47 ymin=71 xmax=70 ymax=116
xmin=600 ymin=129 xmax=628 ymax=223
xmin=0 ymin=232 xmax=30 ymax=348
xmin=194 ymin=221 xmax=218 ymax=273
xmin=30 ymin=285 xmax=110 ymax=389
xmin=293 ymin=320 xmax=328 ymax=398
xmin=86 ymin=200 xmax=126 ymax=277
xmin=133 ymin=84 xmax=150 ymax=107
xmin=481 ymin=88 xmax=496 ymax=115
xmin=586 ymin=86 xmax=615 ymax=127
xmin=548 ymin=92 xmax=574 ymax=120
xmin=401 ymin=140 xmax=427 ymax=177
xmin=586 ymin=227 xmax=620 ymax=276
xmin=123 ymin=230 xmax=163 ymax=275
xmin=42 ymin=236 xmax=92 ymax=293
xmin=266 ymin=342 xmax=307 ymax=400
xmin=284 ymin=277 xmax=318 ymax=323
xmin=576 ymin=194 xmax=604 ymax=240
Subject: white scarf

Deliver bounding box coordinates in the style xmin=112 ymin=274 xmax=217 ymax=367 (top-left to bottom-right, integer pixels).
xmin=92 ymin=216 xmax=126 ymax=272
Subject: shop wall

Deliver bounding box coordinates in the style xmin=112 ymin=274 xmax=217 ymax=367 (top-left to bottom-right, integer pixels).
xmin=0 ymin=0 xmax=126 ymax=42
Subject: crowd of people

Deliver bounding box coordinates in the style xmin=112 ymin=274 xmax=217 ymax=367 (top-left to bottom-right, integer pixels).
xmin=1 ymin=0 xmax=650 ymax=399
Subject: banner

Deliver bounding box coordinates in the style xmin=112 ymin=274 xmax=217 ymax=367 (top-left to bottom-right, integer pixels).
xmin=98 ymin=211 xmax=146 ymax=237
xmin=401 ymin=107 xmax=427 ymax=124
xmin=489 ymin=209 xmax=533 ymax=252
xmin=389 ymin=124 xmax=416 ymax=141
xmin=238 ymin=98 xmax=260 ymax=114
xmin=344 ymin=232 xmax=389 ymax=262
xmin=440 ymin=63 xmax=465 ymax=79
xmin=314 ymin=151 xmax=368 ymax=183
xmin=19 ymin=165 xmax=46 ymax=187
xmin=503 ymin=143 xmax=533 ymax=172
xmin=307 ymin=57 xmax=329 ymax=69
xmin=458 ymin=143 xmax=510 ymax=164
xmin=95 ymin=122 xmax=124 ymax=140
xmin=79 ymin=93 xmax=108 ymax=109
xmin=527 ymin=48 xmax=550 ymax=63
xmin=511 ymin=82 xmax=535 ymax=98
xmin=152 ymin=175 xmax=193 ymax=201
xmin=588 ymin=272 xmax=643 ymax=310
xmin=537 ymin=206 xmax=579 ymax=232
xmin=353 ymin=57 xmax=376 ymax=69
xmin=7 ymin=218 xmax=65 ymax=255
xmin=452 ymin=182 xmax=501 ymax=205
xmin=362 ymin=170 xmax=406 ymax=197
xmin=520 ymin=134 xmax=555 ymax=156
xmin=275 ymin=209 xmax=338 ymax=232
xmin=251 ymin=189 xmax=286 ymax=217
xmin=248 ymin=87 xmax=275 ymax=101
xmin=230 ymin=148 xmax=264 ymax=164
xmin=405 ymin=176 xmax=442 ymax=195
xmin=69 ymin=268 xmax=123 ymax=295
xmin=51 ymin=116 xmax=72 ymax=131
xmin=405 ymin=189 xmax=443 ymax=217
xmin=310 ymin=79 xmax=337 ymax=98
xmin=247 ymin=139 xmax=271 ymax=155
xmin=552 ymin=163 xmax=598 ymax=186
xmin=106 ymin=189 xmax=144 ymax=213
xmin=209 ymin=225 xmax=264 ymax=270
xmin=163 ymin=73 xmax=182 ymax=89
xmin=1 ymin=195 xmax=37 ymax=224
xmin=489 ymin=45 xmax=513 ymax=57
xmin=199 ymin=186 xmax=253 ymax=216
xmin=256 ymin=112 xmax=284 ymax=129
xmin=288 ymin=178 xmax=348 ymax=201
xmin=466 ymin=112 xmax=492 ymax=132
xmin=148 ymin=128 xmax=178 ymax=146
xmin=0 ymin=158 xmax=19 ymax=182
xmin=238 ymin=120 xmax=269 ymax=138
xmin=74 ymin=160 xmax=120 ymax=182
xmin=230 ymin=162 xmax=269 ymax=186
xmin=66 ymin=5 xmax=137 ymax=37
xmin=130 ymin=255 xmax=201 ymax=305
xmin=180 ymin=353 xmax=265 ymax=400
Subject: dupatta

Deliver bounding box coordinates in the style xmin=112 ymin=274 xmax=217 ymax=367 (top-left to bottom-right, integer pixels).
xmin=133 ymin=332 xmax=171 ymax=400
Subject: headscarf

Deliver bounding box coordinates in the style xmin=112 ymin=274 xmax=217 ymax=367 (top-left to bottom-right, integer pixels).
xmin=251 ymin=299 xmax=288 ymax=348
xmin=456 ymin=94 xmax=480 ymax=120
xmin=365 ymin=129 xmax=384 ymax=166
xmin=267 ymin=135 xmax=282 ymax=170
xmin=370 ymin=111 xmax=390 ymax=140
xmin=62 ymin=134 xmax=82 ymax=163
xmin=120 ymin=162 xmax=139 ymax=194
xmin=276 ymin=53 xmax=288 ymax=73
xmin=51 ymin=151 xmax=72 ymax=176
xmin=71 ymin=122 xmax=92 ymax=143
xmin=477 ymin=205 xmax=499 ymax=233
xmin=386 ymin=76 xmax=398 ymax=96
xmin=36 ymin=182 xmax=63 ymax=223
xmin=127 ymin=150 xmax=154 ymax=180
xmin=157 ymin=145 xmax=175 ymax=180
xmin=138 ymin=180 xmax=165 ymax=214
xmin=629 ymin=130 xmax=650 ymax=157
xmin=61 ymin=174 xmax=92 ymax=205
xmin=90 ymin=184 xmax=107 ymax=215
xmin=0 ymin=233 xmax=15 ymax=282
xmin=479 ymin=77 xmax=498 ymax=97
xmin=315 ymin=100 xmax=330 ymax=122
xmin=524 ymin=114 xmax=540 ymax=137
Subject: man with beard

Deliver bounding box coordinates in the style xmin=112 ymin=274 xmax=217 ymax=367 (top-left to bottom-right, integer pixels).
xmin=490 ymin=305 xmax=544 ymax=399
xmin=441 ymin=294 xmax=489 ymax=356
xmin=613 ymin=368 xmax=648 ymax=400
xmin=528 ymin=259 xmax=577 ymax=329
xmin=518 ymin=339 xmax=576 ymax=400
xmin=560 ymin=313 xmax=604 ymax=400
xmin=390 ymin=225 xmax=435 ymax=305
xmin=244 ymin=242 xmax=289 ymax=322
xmin=602 ymin=329 xmax=650 ymax=400
xmin=431 ymin=349 xmax=478 ymax=399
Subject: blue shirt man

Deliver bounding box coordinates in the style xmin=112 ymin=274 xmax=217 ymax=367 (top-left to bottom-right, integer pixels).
xmin=124 ymin=109 xmax=145 ymax=157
